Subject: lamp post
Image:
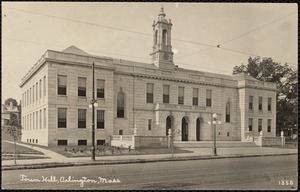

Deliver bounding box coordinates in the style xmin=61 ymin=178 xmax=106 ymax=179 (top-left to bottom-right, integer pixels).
xmin=89 ymin=63 xmax=98 ymax=161
xmin=208 ymin=113 xmax=221 ymax=156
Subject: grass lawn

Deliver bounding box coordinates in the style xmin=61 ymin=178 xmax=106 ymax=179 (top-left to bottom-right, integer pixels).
xmin=1 ymin=141 xmax=44 ymax=155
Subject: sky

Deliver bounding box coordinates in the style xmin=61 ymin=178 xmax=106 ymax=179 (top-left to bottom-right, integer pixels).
xmin=2 ymin=2 xmax=297 ymax=103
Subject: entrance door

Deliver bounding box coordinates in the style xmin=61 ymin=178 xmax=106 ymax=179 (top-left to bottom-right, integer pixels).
xmin=166 ymin=116 xmax=172 ymax=136
xmin=181 ymin=117 xmax=188 ymax=141
xmin=196 ymin=118 xmax=200 ymax=141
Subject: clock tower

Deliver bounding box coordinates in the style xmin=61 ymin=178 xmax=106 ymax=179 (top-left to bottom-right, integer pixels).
xmin=150 ymin=6 xmax=174 ymax=70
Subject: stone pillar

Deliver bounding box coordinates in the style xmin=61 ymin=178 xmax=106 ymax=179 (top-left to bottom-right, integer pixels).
xmin=258 ymin=131 xmax=263 ymax=147
xmin=168 ymin=128 xmax=172 ymax=148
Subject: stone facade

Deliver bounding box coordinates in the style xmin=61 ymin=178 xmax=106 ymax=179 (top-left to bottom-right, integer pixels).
xmin=19 ymin=7 xmax=277 ymax=146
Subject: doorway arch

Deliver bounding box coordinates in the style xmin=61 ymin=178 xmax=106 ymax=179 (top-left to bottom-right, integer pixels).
xmin=196 ymin=118 xmax=201 ymax=141
xmin=181 ymin=116 xmax=189 ymax=141
xmin=166 ymin=116 xmax=174 ymax=136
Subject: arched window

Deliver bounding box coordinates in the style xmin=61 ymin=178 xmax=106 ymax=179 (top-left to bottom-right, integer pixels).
xmin=154 ymin=30 xmax=158 ymax=45
xmin=117 ymin=92 xmax=125 ymax=118
xmin=166 ymin=116 xmax=173 ymax=136
xmin=162 ymin=30 xmax=167 ymax=46
xmin=226 ymin=101 xmax=230 ymax=123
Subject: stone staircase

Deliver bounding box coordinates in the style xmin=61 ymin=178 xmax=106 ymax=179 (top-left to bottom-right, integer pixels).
xmin=174 ymin=141 xmax=258 ymax=148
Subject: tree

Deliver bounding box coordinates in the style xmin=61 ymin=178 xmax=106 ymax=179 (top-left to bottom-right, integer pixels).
xmin=4 ymin=98 xmax=18 ymax=107
xmin=3 ymin=114 xmax=22 ymax=165
xmin=233 ymin=57 xmax=298 ymax=134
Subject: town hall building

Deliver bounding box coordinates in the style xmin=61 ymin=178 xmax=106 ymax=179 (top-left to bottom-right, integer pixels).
xmin=20 ymin=7 xmax=277 ymax=146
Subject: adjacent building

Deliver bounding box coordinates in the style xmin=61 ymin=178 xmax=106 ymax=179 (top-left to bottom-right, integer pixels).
xmin=20 ymin=7 xmax=277 ymax=146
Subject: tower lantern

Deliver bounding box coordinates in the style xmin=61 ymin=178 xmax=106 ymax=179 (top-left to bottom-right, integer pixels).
xmin=150 ymin=6 xmax=174 ymax=70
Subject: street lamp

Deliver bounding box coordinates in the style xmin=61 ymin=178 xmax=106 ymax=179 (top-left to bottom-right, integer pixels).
xmin=89 ymin=63 xmax=98 ymax=161
xmin=208 ymin=113 xmax=221 ymax=156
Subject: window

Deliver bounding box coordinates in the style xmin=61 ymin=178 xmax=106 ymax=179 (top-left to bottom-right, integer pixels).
xmin=36 ymin=139 xmax=38 ymax=143
xmin=178 ymin=86 xmax=184 ymax=104
xmin=33 ymin=85 xmax=35 ymax=102
xmin=226 ymin=101 xmax=230 ymax=123
xmin=258 ymin=119 xmax=262 ymax=132
xmin=193 ymin=88 xmax=198 ymax=106
xmin=206 ymin=89 xmax=212 ymax=107
xmin=146 ymin=83 xmax=154 ymax=103
xmin=58 ymin=108 xmax=67 ymax=128
xmin=58 ymin=140 xmax=68 ymax=146
xmin=249 ymin=118 xmax=253 ymax=131
xmin=148 ymin=119 xmax=152 ymax=130
xmin=162 ymin=29 xmax=167 ymax=46
xmin=267 ymin=119 xmax=271 ymax=132
xmin=97 ymin=110 xmax=105 ymax=129
xmin=154 ymin=30 xmax=158 ymax=45
xmin=249 ymin=96 xmax=253 ymax=110
xmin=163 ymin=85 xmax=170 ymax=104
xmin=30 ymin=88 xmax=32 ymax=104
xmin=27 ymin=90 xmax=29 ymax=105
xmin=33 ymin=112 xmax=35 ymax=129
xmin=58 ymin=75 xmax=67 ymax=95
xmin=258 ymin=97 xmax=263 ymax=111
xmin=36 ymin=111 xmax=38 ymax=129
xmin=227 ymin=132 xmax=230 ymax=137
xmin=97 ymin=140 xmax=105 ymax=146
xmin=43 ymin=76 xmax=46 ymax=97
xmin=117 ymin=92 xmax=125 ymax=118
xmin=78 ymin=109 xmax=86 ymax=128
xmin=36 ymin=82 xmax=38 ymax=101
xmin=97 ymin=79 xmax=105 ymax=98
xmin=78 ymin=140 xmax=87 ymax=146
xmin=39 ymin=79 xmax=42 ymax=98
xmin=44 ymin=108 xmax=46 ymax=128
xmin=268 ymin=98 xmax=272 ymax=111
xmin=40 ymin=110 xmax=42 ymax=129
xmin=78 ymin=77 xmax=86 ymax=97
xmin=119 ymin=130 xmax=123 ymax=135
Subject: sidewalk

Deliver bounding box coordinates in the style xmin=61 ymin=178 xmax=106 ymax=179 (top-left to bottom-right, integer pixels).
xmin=2 ymin=141 xmax=297 ymax=169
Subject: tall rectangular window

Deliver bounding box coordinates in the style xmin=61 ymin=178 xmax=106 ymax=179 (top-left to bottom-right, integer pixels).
xmin=43 ymin=76 xmax=46 ymax=97
xmin=29 ymin=88 xmax=32 ymax=104
xmin=258 ymin=97 xmax=263 ymax=111
xmin=78 ymin=109 xmax=86 ymax=128
xmin=33 ymin=85 xmax=35 ymax=102
xmin=36 ymin=82 xmax=38 ymax=101
xmin=267 ymin=119 xmax=271 ymax=132
xmin=268 ymin=98 xmax=272 ymax=111
xmin=44 ymin=108 xmax=46 ymax=129
xmin=97 ymin=79 xmax=105 ymax=98
xmin=163 ymin=85 xmax=170 ymax=104
xmin=58 ymin=108 xmax=67 ymax=128
xmin=36 ymin=111 xmax=38 ymax=129
xmin=27 ymin=90 xmax=29 ymax=105
xmin=148 ymin=119 xmax=152 ymax=130
xmin=178 ymin=86 xmax=184 ymax=104
xmin=97 ymin=110 xmax=105 ymax=129
xmin=206 ymin=89 xmax=212 ymax=107
xmin=258 ymin=119 xmax=262 ymax=132
xmin=248 ymin=118 xmax=253 ymax=131
xmin=33 ymin=112 xmax=35 ymax=129
xmin=78 ymin=77 xmax=86 ymax=97
xmin=146 ymin=83 xmax=154 ymax=103
xmin=39 ymin=110 xmax=42 ymax=129
xmin=193 ymin=88 xmax=198 ymax=106
xmin=58 ymin=75 xmax=67 ymax=95
xmin=249 ymin=96 xmax=253 ymax=110
xmin=39 ymin=79 xmax=42 ymax=98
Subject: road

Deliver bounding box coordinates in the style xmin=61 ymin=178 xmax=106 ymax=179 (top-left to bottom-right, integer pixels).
xmin=2 ymin=155 xmax=297 ymax=190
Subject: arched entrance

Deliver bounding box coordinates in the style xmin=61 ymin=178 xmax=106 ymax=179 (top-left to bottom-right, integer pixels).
xmin=196 ymin=118 xmax=201 ymax=141
xmin=166 ymin=116 xmax=173 ymax=136
xmin=181 ymin=117 xmax=189 ymax=141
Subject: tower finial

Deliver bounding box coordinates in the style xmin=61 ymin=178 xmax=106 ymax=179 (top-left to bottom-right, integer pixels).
xmin=160 ymin=5 xmax=164 ymax=13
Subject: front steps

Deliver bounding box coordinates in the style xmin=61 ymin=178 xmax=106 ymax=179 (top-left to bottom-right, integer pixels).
xmin=174 ymin=141 xmax=258 ymax=148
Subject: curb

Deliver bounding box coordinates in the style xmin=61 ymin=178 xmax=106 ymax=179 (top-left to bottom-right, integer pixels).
xmin=2 ymin=153 xmax=297 ymax=171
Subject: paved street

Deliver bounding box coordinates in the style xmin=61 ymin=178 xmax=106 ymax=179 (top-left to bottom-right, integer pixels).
xmin=2 ymin=155 xmax=297 ymax=190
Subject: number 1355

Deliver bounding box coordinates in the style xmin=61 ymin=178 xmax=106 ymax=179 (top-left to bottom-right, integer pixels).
xmin=279 ymin=180 xmax=293 ymax=185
